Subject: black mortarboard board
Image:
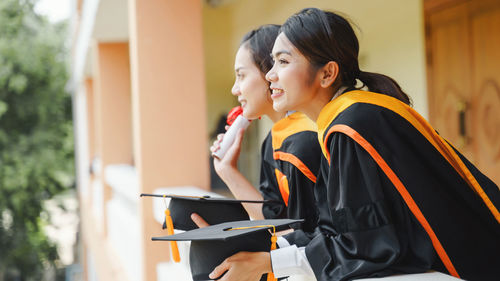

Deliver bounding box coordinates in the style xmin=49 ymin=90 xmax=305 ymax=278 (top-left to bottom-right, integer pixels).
xmin=140 ymin=193 xmax=269 ymax=231
xmin=152 ymin=219 xmax=302 ymax=280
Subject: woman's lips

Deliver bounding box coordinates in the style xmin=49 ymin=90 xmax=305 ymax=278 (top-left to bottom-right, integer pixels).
xmin=271 ymin=89 xmax=284 ymax=99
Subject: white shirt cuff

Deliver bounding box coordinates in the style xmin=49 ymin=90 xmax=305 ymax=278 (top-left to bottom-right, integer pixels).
xmin=277 ymin=236 xmax=290 ymax=248
xmin=270 ymin=245 xmax=316 ymax=278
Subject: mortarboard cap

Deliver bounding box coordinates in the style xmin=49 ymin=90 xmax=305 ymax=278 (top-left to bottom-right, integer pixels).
xmin=141 ymin=193 xmax=273 ymax=265
xmin=152 ymin=218 xmax=302 ymax=280
xmin=140 ymin=193 xmax=269 ymax=231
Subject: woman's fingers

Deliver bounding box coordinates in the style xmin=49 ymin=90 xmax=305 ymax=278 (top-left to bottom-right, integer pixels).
xmin=209 ymin=252 xmax=271 ymax=281
xmin=190 ymin=213 xmax=210 ymax=228
xmin=224 ymin=128 xmax=245 ymax=160
xmin=276 ymin=228 xmax=294 ymax=236
xmin=210 ymin=144 xmax=219 ymax=153
xmin=211 ymin=134 xmax=225 ymax=153
xmin=209 ymin=259 xmax=230 ymax=280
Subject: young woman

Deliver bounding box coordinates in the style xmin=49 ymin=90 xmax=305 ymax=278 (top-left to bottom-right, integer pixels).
xmin=209 ymin=8 xmax=499 ymax=281
xmin=196 ymin=24 xmax=322 ymax=234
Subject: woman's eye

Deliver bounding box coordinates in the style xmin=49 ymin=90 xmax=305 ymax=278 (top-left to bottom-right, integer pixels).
xmin=279 ymin=59 xmax=289 ymax=65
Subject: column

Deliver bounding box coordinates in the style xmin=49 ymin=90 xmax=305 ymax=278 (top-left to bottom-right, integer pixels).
xmin=128 ymin=0 xmax=209 ymax=280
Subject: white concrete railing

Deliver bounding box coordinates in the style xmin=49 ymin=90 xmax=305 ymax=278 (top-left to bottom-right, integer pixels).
xmin=73 ymin=88 xmax=90 ymax=201
xmin=91 ymin=176 xmax=103 ymax=227
xmin=71 ymin=0 xmax=100 ymax=87
xmin=87 ymin=249 xmax=98 ymax=281
xmin=152 ymin=186 xmax=223 ymax=281
xmin=105 ymin=164 xmax=142 ymax=281
xmin=357 ymin=272 xmax=462 ymax=280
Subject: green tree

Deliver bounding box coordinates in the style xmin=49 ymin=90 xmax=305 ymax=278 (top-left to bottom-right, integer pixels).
xmin=0 ymin=0 xmax=74 ymax=280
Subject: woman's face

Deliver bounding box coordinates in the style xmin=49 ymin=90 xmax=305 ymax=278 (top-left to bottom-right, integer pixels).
xmin=266 ymin=33 xmax=321 ymax=113
xmin=231 ymin=46 xmax=274 ymax=119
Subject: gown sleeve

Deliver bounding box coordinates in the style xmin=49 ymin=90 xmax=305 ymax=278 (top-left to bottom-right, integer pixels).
xmin=302 ymin=132 xmax=435 ymax=280
xmin=279 ymin=162 xmax=319 ymax=232
xmin=259 ymin=137 xmax=287 ymax=220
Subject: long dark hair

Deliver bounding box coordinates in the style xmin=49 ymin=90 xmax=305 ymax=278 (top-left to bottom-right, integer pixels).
xmin=281 ymin=8 xmax=411 ymax=105
xmin=240 ymin=24 xmax=281 ymax=75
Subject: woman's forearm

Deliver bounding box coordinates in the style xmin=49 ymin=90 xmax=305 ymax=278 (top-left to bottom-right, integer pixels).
xmin=218 ymin=166 xmax=265 ymax=220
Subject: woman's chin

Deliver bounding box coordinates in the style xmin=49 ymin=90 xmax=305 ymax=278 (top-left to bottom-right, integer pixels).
xmin=242 ymin=111 xmax=257 ymax=120
xmin=272 ymin=101 xmax=288 ymax=113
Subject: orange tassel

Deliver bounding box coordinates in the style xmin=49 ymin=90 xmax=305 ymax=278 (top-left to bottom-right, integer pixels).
xmin=165 ymin=209 xmax=181 ymax=263
xmin=267 ymin=234 xmax=278 ymax=281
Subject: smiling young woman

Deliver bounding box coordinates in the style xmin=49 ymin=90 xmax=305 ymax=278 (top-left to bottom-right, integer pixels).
xmin=205 ymin=24 xmax=322 ymax=242
xmin=231 ymin=42 xmax=280 ymax=122
xmin=209 ymin=8 xmax=499 ymax=281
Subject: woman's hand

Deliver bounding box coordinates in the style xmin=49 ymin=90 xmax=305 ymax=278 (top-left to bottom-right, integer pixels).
xmin=190 ymin=213 xmax=210 ymax=228
xmin=210 ymin=128 xmax=246 ymax=179
xmin=208 ymin=126 xmax=264 ymax=220
xmin=276 ymin=228 xmax=294 ymax=236
xmin=210 ymin=125 xmax=230 ymax=156
xmin=209 ymin=251 xmax=272 ymax=281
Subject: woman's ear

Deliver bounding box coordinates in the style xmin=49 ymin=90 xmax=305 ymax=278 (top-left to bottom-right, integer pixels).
xmin=320 ymin=61 xmax=339 ymax=88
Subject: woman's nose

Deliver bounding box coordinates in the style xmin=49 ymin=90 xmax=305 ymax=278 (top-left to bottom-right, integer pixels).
xmin=231 ymin=82 xmax=240 ymax=96
xmin=265 ymin=68 xmax=277 ymax=82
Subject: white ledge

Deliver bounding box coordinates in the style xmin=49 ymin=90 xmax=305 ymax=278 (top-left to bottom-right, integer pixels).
xmin=105 ymin=164 xmax=139 ymax=203
xmin=356 ymin=272 xmax=462 ymax=280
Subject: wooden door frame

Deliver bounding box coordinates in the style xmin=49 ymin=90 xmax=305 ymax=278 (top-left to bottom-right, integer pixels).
xmin=424 ymin=0 xmax=468 ymax=14
xmin=423 ymin=0 xmax=469 ymax=109
xmin=423 ymin=0 xmax=471 ymax=144
xmin=424 ymin=0 xmax=475 ymax=157
xmin=424 ymin=0 xmax=500 ymax=184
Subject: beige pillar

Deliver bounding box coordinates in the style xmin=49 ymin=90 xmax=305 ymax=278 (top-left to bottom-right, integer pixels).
xmin=85 ymin=78 xmax=95 ymax=205
xmin=85 ymin=78 xmax=95 ymax=164
xmin=82 ymin=242 xmax=88 ymax=281
xmin=128 ymin=0 xmax=209 ymax=280
xmin=93 ymin=42 xmax=134 ymax=236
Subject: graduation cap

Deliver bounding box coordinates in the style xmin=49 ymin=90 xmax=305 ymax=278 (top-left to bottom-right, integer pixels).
xmin=140 ymin=193 xmax=269 ymax=231
xmin=152 ymin=218 xmax=302 ymax=280
xmin=140 ymin=193 xmax=271 ymax=264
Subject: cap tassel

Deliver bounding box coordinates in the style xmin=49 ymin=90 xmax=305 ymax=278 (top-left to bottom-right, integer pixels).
xmin=267 ymin=233 xmax=278 ymax=281
xmin=164 ymin=208 xmax=181 ymax=263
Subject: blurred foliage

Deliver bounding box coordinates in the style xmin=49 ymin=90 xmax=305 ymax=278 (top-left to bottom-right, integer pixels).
xmin=0 ymin=0 xmax=74 ymax=280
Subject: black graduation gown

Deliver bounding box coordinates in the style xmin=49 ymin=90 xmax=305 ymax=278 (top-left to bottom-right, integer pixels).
xmin=284 ymin=91 xmax=500 ymax=281
xmin=260 ymin=112 xmax=322 ymax=232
